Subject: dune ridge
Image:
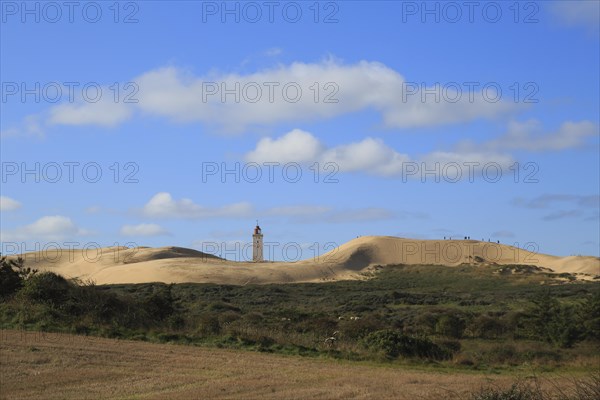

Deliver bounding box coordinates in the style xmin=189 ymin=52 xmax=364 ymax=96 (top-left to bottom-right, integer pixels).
xmin=10 ymin=236 xmax=599 ymax=285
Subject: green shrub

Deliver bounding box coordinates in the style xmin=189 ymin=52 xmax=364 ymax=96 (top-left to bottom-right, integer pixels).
xmin=578 ymin=291 xmax=600 ymax=341
xmin=0 ymin=256 xmax=36 ymax=300
xmin=436 ymin=338 xmax=461 ymax=354
xmin=19 ymin=272 xmax=71 ymax=307
xmin=470 ymin=314 xmax=505 ymax=339
xmin=525 ymin=290 xmax=581 ymax=348
xmin=0 ymin=259 xmax=23 ymax=300
xmin=143 ymin=286 xmax=176 ymax=321
xmin=484 ymin=343 xmax=518 ymax=365
xmin=435 ymin=314 xmax=466 ymax=339
xmin=362 ymin=329 xmax=450 ymax=360
xmin=198 ymin=312 xmax=221 ymax=335
xmin=338 ymin=314 xmax=386 ymax=339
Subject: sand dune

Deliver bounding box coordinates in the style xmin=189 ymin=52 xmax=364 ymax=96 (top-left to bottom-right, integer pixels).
xmin=10 ymin=236 xmax=599 ymax=285
xmin=318 ymin=236 xmax=600 ymax=275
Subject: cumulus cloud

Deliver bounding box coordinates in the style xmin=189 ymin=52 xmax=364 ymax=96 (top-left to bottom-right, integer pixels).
xmin=139 ymin=193 xmax=399 ymax=223
xmin=142 ymin=192 xmax=254 ymax=219
xmin=245 ymin=129 xmax=513 ymax=178
xmin=48 ymin=98 xmax=132 ymax=127
xmin=0 ymin=215 xmax=89 ymax=241
xmin=120 ymin=223 xmax=169 ymax=237
xmin=0 ymin=196 xmax=21 ymax=211
xmin=1 ymin=114 xmax=44 ymax=138
xmin=245 ymin=118 xmax=597 ymax=178
xmin=132 ymin=60 xmax=517 ymax=132
xmin=481 ymin=120 xmax=598 ymax=152
xmin=246 ymin=129 xmax=324 ymax=163
xmin=322 ymin=137 xmax=412 ymax=175
xmin=5 ymin=59 xmax=520 ymax=136
xmin=245 ymin=130 xmax=412 ymax=175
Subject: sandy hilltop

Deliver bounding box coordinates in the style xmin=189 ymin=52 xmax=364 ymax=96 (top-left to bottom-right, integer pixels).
xmin=10 ymin=236 xmax=600 ymax=285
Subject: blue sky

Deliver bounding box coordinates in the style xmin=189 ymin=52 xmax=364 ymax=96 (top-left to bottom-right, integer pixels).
xmin=1 ymin=0 xmax=599 ymax=260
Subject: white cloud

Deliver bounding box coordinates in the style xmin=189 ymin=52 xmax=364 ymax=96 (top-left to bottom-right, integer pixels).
xmin=420 ymin=150 xmax=514 ymax=170
xmin=130 ymin=59 xmax=517 ymax=132
xmin=243 ymin=120 xmax=596 ymax=178
xmin=322 ymin=137 xmax=412 ymax=175
xmin=245 ymin=129 xmax=324 ymax=163
xmin=120 ymin=223 xmax=168 ymax=237
xmin=245 ymin=129 xmax=514 ymax=178
xmin=1 ymin=114 xmax=44 ymax=138
xmin=1 ymin=215 xmax=89 ymax=241
xmin=139 ymin=193 xmax=398 ymax=224
xmin=48 ymin=99 xmax=132 ymax=127
xmin=142 ymin=192 xmax=253 ymax=219
xmin=482 ymin=120 xmax=598 ymax=152
xmin=26 ymin=216 xmax=79 ymax=236
xmin=5 ymin=59 xmax=521 ymax=135
xmin=0 ymin=196 xmax=21 ymax=211
xmin=550 ymin=1 xmax=600 ymax=29
xmin=245 ymin=130 xmax=413 ymax=176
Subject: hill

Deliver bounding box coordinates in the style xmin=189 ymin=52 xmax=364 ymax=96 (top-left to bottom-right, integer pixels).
xmin=10 ymin=236 xmax=599 ymax=285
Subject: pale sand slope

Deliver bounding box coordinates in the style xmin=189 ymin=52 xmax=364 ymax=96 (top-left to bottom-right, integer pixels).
xmin=11 ymin=237 xmax=600 ymax=285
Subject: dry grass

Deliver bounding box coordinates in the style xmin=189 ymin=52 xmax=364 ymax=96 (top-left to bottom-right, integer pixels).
xmin=0 ymin=330 xmax=587 ymax=400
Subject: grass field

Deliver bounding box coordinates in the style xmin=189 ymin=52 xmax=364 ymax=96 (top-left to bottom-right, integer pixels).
xmin=1 ymin=258 xmax=599 ymax=398
xmin=0 ymin=329 xmax=589 ymax=400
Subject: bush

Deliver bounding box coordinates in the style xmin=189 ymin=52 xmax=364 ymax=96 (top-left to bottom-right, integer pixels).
xmin=19 ymin=272 xmax=71 ymax=307
xmin=339 ymin=314 xmax=387 ymax=339
xmin=470 ymin=314 xmax=505 ymax=339
xmin=362 ymin=329 xmax=450 ymax=360
xmin=578 ymin=292 xmax=600 ymax=341
xmin=484 ymin=344 xmax=519 ymax=365
xmin=436 ymin=339 xmax=461 ymax=354
xmin=0 ymin=256 xmax=36 ymax=300
xmin=0 ymin=258 xmax=23 ymax=300
xmin=143 ymin=285 xmax=176 ymax=321
xmin=436 ymin=314 xmax=466 ymax=339
xmin=198 ymin=312 xmax=221 ymax=336
xmin=526 ymin=290 xmax=580 ymax=348
xmin=295 ymin=316 xmax=338 ymax=334
xmin=413 ymin=312 xmax=437 ymax=335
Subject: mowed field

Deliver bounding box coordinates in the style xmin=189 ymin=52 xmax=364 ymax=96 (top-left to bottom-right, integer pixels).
xmin=0 ymin=330 xmax=583 ymax=400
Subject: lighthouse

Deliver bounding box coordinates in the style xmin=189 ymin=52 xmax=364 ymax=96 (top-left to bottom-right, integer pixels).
xmin=252 ymin=222 xmax=263 ymax=262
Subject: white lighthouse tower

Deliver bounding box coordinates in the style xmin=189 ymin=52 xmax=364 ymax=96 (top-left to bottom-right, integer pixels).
xmin=252 ymin=222 xmax=263 ymax=262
